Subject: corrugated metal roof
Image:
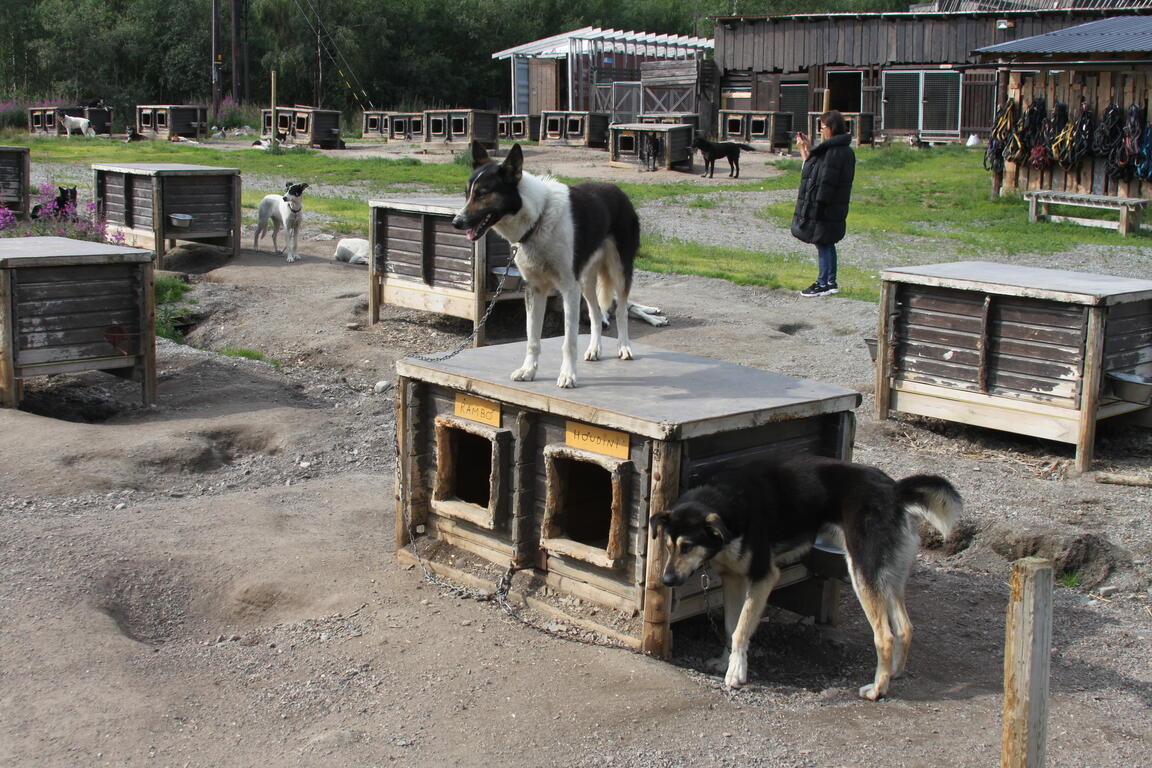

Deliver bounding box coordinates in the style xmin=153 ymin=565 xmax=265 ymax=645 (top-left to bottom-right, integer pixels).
xmin=492 ymin=27 xmax=713 ymax=60
xmin=977 ymin=14 xmax=1152 ymax=54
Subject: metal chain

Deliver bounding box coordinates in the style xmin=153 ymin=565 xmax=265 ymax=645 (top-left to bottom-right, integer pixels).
xmin=407 ymin=257 xmax=513 ymax=363
xmin=699 ymin=571 xmax=727 ymax=643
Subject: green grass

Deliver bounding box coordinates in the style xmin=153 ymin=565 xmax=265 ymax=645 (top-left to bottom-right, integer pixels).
xmin=154 ymin=275 xmax=194 ymax=342
xmin=1060 ymin=570 xmax=1081 ymax=589
xmin=221 ymin=347 xmax=269 ymax=363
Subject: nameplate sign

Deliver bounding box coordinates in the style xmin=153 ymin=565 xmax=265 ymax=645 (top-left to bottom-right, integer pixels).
xmin=565 ymin=421 xmax=629 ymax=459
xmin=454 ymin=392 xmax=501 ymax=427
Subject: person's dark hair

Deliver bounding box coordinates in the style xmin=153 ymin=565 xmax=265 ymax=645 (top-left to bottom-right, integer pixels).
xmin=820 ymin=110 xmax=848 ymax=136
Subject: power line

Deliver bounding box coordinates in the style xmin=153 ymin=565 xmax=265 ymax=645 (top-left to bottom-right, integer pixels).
xmin=288 ymin=0 xmax=375 ymax=110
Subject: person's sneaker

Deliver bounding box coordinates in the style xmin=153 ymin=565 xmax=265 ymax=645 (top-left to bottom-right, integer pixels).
xmin=800 ymin=282 xmax=829 ymax=297
xmin=823 ymin=282 xmax=839 ymax=295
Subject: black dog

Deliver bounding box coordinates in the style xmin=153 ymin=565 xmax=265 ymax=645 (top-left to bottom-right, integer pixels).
xmin=31 ymin=186 xmax=78 ymax=220
xmin=692 ymin=137 xmax=756 ymax=178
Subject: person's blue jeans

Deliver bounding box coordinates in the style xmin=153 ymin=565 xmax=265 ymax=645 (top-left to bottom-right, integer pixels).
xmin=816 ymin=243 xmax=837 ymax=287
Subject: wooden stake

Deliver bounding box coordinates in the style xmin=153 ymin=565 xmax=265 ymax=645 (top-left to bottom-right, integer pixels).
xmin=642 ymin=439 xmax=680 ymax=658
xmin=1001 ymin=557 xmax=1054 ymax=768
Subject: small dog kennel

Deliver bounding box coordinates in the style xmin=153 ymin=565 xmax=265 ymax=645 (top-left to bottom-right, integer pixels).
xmin=638 ymin=113 xmax=700 ymax=132
xmin=261 ymin=106 xmax=342 ymax=148
xmin=539 ymin=111 xmax=610 ymax=148
xmin=93 ymin=163 xmax=241 ymax=269
xmin=362 ymin=111 xmax=392 ymax=140
xmin=0 ymin=237 xmax=156 ymax=407
xmin=387 ymin=113 xmax=424 ymax=142
xmin=718 ymin=110 xmax=794 ymax=148
xmin=0 ymin=146 xmax=31 ymax=218
xmin=498 ymin=114 xmax=541 ymax=142
xmin=422 ymin=109 xmax=499 ymax=149
xmin=136 ymin=105 xmax=208 ymax=140
xmin=395 ymin=338 xmax=861 ymax=654
xmin=609 ymin=123 xmax=694 ymax=172
xmin=876 ymin=261 xmax=1152 ymax=472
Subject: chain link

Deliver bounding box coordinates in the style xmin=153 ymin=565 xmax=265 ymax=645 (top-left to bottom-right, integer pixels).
xmin=406 ymin=257 xmax=513 ymax=363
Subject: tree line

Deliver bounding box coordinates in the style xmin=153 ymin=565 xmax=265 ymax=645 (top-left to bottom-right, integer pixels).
xmin=0 ymin=0 xmax=905 ymax=122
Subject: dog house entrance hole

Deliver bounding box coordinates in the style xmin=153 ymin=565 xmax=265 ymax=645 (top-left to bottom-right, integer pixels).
xmin=545 ymin=116 xmax=563 ymax=136
xmin=750 ymin=117 xmax=768 ymax=136
xmin=726 ymin=116 xmax=743 ymax=135
xmin=542 ymin=446 xmax=631 ymax=569
xmin=295 ymin=115 xmax=310 ymax=133
xmin=141 ymin=111 xmax=153 ymax=128
xmin=451 ymin=117 xmax=468 ymax=135
xmin=156 ymin=111 xmax=167 ymax=128
xmin=430 ymin=117 xmax=446 ymax=137
xmin=411 ymin=117 xmax=424 ymax=134
xmin=367 ymin=116 xmax=380 ymax=131
xmin=511 ymin=120 xmax=525 ymax=138
xmin=432 ymin=416 xmax=509 ymax=531
xmin=566 ymin=117 xmax=585 ymax=136
xmin=619 ymin=134 xmax=637 ymax=153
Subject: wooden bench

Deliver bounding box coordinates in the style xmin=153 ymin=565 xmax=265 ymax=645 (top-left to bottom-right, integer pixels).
xmin=1023 ymin=190 xmax=1147 ymax=236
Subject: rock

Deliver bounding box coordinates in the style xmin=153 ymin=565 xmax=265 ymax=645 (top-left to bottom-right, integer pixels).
xmin=374 ymin=380 xmax=391 ymax=394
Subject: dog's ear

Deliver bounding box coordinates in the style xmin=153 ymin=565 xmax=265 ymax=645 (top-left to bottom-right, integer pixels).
xmin=470 ymin=140 xmax=490 ymax=169
xmin=500 ymin=144 xmax=523 ymax=184
xmin=704 ymin=513 xmax=731 ymax=544
xmin=649 ymin=511 xmax=670 ymax=540
xmin=284 ymin=182 xmax=293 ymax=192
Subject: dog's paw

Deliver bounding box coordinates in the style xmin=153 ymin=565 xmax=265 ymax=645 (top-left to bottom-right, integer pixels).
xmin=556 ymin=371 xmax=577 ymax=388
xmin=723 ymin=653 xmax=748 ymax=690
xmin=617 ymin=344 xmax=633 ymax=361
xmin=510 ymin=366 xmax=537 ymax=382
xmin=858 ymin=683 xmax=886 ymax=701
xmin=583 ymin=343 xmax=601 ymax=362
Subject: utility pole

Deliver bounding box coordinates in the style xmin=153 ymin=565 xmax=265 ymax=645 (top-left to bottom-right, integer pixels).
xmin=211 ymin=0 xmax=221 ymax=121
xmin=231 ymin=0 xmax=242 ymax=103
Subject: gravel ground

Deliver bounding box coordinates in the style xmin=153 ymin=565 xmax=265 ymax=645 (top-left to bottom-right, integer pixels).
xmin=1 ymin=141 xmax=1149 ymax=766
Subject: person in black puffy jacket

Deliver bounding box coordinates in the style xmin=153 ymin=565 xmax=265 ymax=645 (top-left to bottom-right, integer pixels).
xmin=791 ymin=110 xmax=856 ymax=297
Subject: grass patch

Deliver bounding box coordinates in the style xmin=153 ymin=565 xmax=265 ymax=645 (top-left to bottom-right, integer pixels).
xmin=1060 ymin=570 xmax=1081 ymax=589
xmin=639 ymin=234 xmax=880 ymax=302
xmin=220 ymin=347 xmax=272 ymax=365
xmin=154 ymin=275 xmax=194 ymax=342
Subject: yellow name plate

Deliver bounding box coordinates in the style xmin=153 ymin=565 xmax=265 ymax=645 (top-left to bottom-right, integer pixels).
xmin=565 ymin=421 xmax=629 ymax=459
xmin=454 ymin=392 xmax=501 ymax=427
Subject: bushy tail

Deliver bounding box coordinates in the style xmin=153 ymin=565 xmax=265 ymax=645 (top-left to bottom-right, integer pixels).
xmin=740 ymin=143 xmax=756 ymax=151
xmin=896 ymin=474 xmax=961 ymax=538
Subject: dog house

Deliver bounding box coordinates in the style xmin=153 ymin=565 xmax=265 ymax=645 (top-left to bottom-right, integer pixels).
xmin=387 ymin=112 xmax=424 ymax=141
xmin=876 ymin=262 xmax=1152 ymax=473
xmin=135 ymin=105 xmax=208 ymax=140
xmin=261 ymin=106 xmax=342 ymax=149
xmin=395 ymin=338 xmax=861 ymax=653
xmin=609 ymin=123 xmax=694 ymax=172
xmin=638 ymin=112 xmax=700 ymax=131
xmin=806 ymin=112 xmax=875 ymax=147
xmin=28 ymin=106 xmax=113 ymax=136
xmin=498 ymin=114 xmax=541 ymax=142
xmin=367 ymin=196 xmax=523 ymax=346
xmin=0 ymin=236 xmax=156 ymax=407
xmin=0 ymin=146 xmax=31 ymax=218
xmin=718 ymin=110 xmax=794 ymax=148
xmin=362 ymin=110 xmax=392 ymax=140
xmin=422 ymin=109 xmax=499 ymax=149
xmin=539 ymin=111 xmax=610 ymax=148
xmin=92 ymin=163 xmax=241 ymax=270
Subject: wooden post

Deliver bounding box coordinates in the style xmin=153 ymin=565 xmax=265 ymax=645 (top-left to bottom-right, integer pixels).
xmin=1075 ymin=306 xmax=1106 ymax=474
xmin=874 ymin=280 xmax=897 ymax=420
xmin=394 ymin=375 xmax=411 ymax=551
xmin=1001 ymin=557 xmax=1054 ymax=768
xmin=0 ymin=269 xmax=16 ymax=407
xmin=642 ymin=439 xmax=680 ymax=658
xmin=139 ymin=260 xmax=157 ymax=405
xmin=270 ymin=70 xmax=278 ymax=152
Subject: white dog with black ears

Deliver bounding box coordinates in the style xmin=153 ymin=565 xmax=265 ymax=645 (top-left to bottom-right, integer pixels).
xmin=254 ymin=182 xmax=309 ymax=262
xmin=57 ymin=113 xmax=95 ymax=137
xmin=452 ymin=142 xmax=639 ymax=388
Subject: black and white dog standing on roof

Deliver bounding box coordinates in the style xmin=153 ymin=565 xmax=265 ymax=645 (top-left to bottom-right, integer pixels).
xmin=452 ymin=142 xmax=639 ymax=388
xmin=254 ymin=182 xmax=309 ymax=262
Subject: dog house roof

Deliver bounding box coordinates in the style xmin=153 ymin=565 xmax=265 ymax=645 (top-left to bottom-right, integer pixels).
xmin=91 ymin=163 xmax=239 ymax=175
xmin=397 ymin=338 xmax=860 ymax=440
xmin=882 ymin=261 xmax=1152 ymax=305
xmin=492 ymin=27 xmax=713 ymax=60
xmin=0 ymin=236 xmax=153 ymax=268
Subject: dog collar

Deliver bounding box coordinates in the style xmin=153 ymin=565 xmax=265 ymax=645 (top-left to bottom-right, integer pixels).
xmin=518 ymin=200 xmax=548 ymax=244
xmin=285 ymin=199 xmax=303 ymax=213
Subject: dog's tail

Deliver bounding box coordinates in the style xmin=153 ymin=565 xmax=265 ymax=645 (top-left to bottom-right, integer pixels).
xmin=897 ymin=474 xmax=961 ymax=538
xmin=739 ymin=143 xmax=756 ymax=151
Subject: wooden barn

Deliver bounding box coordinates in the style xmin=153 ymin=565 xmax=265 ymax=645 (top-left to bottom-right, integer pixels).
xmin=0 ymin=146 xmax=30 ymax=218
xmin=492 ymin=27 xmax=713 ymax=115
xmin=261 ymin=106 xmax=342 ymax=148
xmin=136 ymin=105 xmax=208 ymax=140
xmin=975 ymin=14 xmax=1152 ymax=201
xmin=711 ymin=3 xmax=1152 ymax=143
xmin=395 ymin=339 xmax=861 ymax=652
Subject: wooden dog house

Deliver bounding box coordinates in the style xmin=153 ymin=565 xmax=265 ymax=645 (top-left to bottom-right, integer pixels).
xmin=136 ymin=105 xmax=208 ymax=140
xmin=876 ymin=262 xmax=1152 ymax=473
xmin=0 ymin=237 xmax=156 ymax=407
xmin=261 ymin=106 xmax=342 ymax=148
xmin=498 ymin=114 xmax=541 ymax=142
xmin=718 ymin=110 xmax=794 ymax=148
xmin=367 ymin=196 xmax=523 ymax=346
xmin=387 ymin=113 xmax=424 ymax=141
xmin=638 ymin=112 xmax=700 ymax=132
xmin=395 ymin=338 xmax=862 ymax=653
xmin=362 ymin=110 xmax=392 ymax=139
xmin=806 ymin=112 xmax=875 ymax=147
xmin=539 ymin=111 xmax=610 ymax=148
xmin=609 ymin=123 xmax=694 ymax=172
xmin=93 ymin=163 xmax=241 ymax=269
xmin=0 ymin=146 xmax=31 ymax=218
xmin=422 ymin=109 xmax=499 ymax=149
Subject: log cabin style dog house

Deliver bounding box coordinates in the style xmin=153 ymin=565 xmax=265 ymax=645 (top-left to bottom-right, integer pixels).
xmin=93 ymin=163 xmax=241 ymax=269
xmin=718 ymin=110 xmax=793 ymax=148
xmin=0 ymin=237 xmax=155 ymax=408
xmin=539 ymin=111 xmax=610 ymax=148
xmin=0 ymin=146 xmax=31 ymax=218
xmin=422 ymin=109 xmax=499 ymax=150
xmin=136 ymin=105 xmax=208 ymax=140
xmin=395 ymin=338 xmax=861 ymax=653
xmin=498 ymin=114 xmax=541 ymax=142
xmin=367 ymin=196 xmax=523 ymax=347
xmin=387 ymin=112 xmax=424 ymax=142
xmin=261 ymin=106 xmax=342 ymax=148
xmin=362 ymin=110 xmax=392 ymax=140
xmin=609 ymin=123 xmax=694 ymax=171
xmin=28 ymin=106 xmax=113 ymax=136
xmin=876 ymin=261 xmax=1152 ymax=473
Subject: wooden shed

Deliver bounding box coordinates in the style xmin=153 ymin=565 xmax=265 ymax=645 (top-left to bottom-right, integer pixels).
xmin=367 ymin=196 xmax=523 ymax=347
xmin=395 ymin=338 xmax=861 ymax=652
xmin=362 ymin=110 xmax=392 ymax=140
xmin=875 ymin=261 xmax=1152 ymax=473
xmin=609 ymin=123 xmax=694 ymax=171
xmin=498 ymin=114 xmax=541 ymax=142
xmin=539 ymin=111 xmax=610 ymax=148
xmin=0 ymin=146 xmax=31 ymax=218
xmin=422 ymin=109 xmax=499 ymax=149
xmin=93 ymin=163 xmax=241 ymax=269
xmin=0 ymin=237 xmax=156 ymax=407
xmin=136 ymin=105 xmax=208 ymax=140
xmin=261 ymin=106 xmax=342 ymax=148
xmin=711 ymin=7 xmax=1143 ymax=142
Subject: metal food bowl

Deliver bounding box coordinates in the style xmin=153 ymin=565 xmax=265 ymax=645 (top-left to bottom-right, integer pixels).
xmin=168 ymin=213 xmax=193 ymax=228
xmin=1105 ymin=371 xmax=1152 ymax=405
xmin=490 ymin=265 xmax=523 ymax=292
xmin=864 ymin=337 xmax=878 ymax=362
